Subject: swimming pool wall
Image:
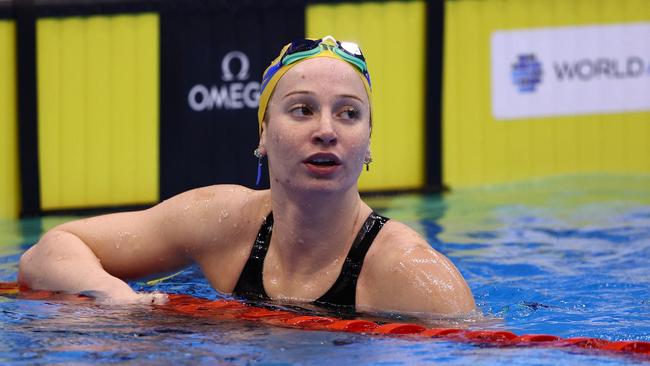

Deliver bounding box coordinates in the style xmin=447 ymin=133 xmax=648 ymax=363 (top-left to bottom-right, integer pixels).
xmin=2 ymin=0 xmax=650 ymax=219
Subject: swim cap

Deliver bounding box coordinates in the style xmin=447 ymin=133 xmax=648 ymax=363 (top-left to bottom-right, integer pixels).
xmin=257 ymin=36 xmax=372 ymax=134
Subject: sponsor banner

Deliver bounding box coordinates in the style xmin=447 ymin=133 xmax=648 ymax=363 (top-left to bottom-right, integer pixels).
xmin=160 ymin=3 xmax=304 ymax=198
xmin=187 ymin=50 xmax=260 ymax=112
xmin=492 ymin=23 xmax=650 ymax=120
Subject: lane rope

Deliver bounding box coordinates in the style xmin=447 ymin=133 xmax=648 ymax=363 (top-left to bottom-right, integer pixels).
xmin=1 ymin=282 xmax=648 ymax=358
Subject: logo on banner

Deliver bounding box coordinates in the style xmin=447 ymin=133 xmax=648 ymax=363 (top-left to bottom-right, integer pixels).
xmin=552 ymin=56 xmax=647 ymax=82
xmin=492 ymin=23 xmax=650 ymax=120
xmin=511 ymin=54 xmax=543 ymax=93
xmin=188 ymin=51 xmax=261 ymax=111
xmin=510 ymin=55 xmax=648 ymax=94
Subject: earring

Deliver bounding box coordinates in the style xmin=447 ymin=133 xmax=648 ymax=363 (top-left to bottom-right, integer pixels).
xmin=253 ymin=148 xmax=264 ymax=186
xmin=363 ymin=153 xmax=372 ymax=171
xmin=253 ymin=148 xmax=263 ymax=159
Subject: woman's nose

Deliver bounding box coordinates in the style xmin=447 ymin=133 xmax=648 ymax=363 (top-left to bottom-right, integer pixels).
xmin=312 ymin=116 xmax=337 ymax=146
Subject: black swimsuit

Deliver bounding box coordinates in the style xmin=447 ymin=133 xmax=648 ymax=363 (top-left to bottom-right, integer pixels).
xmin=232 ymin=211 xmax=389 ymax=310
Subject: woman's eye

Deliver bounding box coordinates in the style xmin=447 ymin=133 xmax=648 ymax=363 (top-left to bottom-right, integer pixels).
xmin=290 ymin=105 xmax=313 ymax=117
xmin=338 ymin=107 xmax=360 ymax=120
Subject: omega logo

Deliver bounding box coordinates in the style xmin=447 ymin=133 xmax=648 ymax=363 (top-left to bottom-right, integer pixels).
xmin=188 ymin=50 xmax=261 ymax=111
xmin=221 ymin=51 xmax=249 ymax=81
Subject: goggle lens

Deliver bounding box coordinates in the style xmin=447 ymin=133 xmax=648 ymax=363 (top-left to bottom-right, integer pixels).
xmin=286 ymin=38 xmax=322 ymax=56
xmin=338 ymin=41 xmax=364 ymax=59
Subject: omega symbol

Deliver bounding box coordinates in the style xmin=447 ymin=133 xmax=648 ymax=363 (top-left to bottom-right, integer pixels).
xmin=221 ymin=51 xmax=250 ymax=81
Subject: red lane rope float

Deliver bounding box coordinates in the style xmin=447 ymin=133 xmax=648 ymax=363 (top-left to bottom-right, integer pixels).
xmin=1 ymin=282 xmax=648 ymax=358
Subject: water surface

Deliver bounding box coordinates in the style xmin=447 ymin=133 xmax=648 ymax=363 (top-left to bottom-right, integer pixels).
xmin=1 ymin=175 xmax=649 ymax=365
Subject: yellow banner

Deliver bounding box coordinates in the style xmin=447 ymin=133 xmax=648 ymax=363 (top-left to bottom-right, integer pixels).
xmin=0 ymin=20 xmax=18 ymax=219
xmin=37 ymin=14 xmax=159 ymax=210
xmin=444 ymin=0 xmax=650 ymax=188
xmin=307 ymin=1 xmax=427 ymax=191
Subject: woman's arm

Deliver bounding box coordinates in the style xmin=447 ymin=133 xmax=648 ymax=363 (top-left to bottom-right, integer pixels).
xmin=18 ymin=185 xmax=248 ymax=304
xmin=18 ymin=228 xmax=168 ymax=304
xmin=18 ymin=205 xmax=189 ymax=304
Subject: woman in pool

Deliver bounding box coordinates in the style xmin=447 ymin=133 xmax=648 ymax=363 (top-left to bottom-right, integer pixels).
xmin=18 ymin=36 xmax=475 ymax=315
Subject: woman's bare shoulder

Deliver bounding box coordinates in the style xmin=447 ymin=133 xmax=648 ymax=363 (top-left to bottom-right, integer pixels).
xmin=358 ymin=219 xmax=476 ymax=315
xmin=155 ymin=185 xmax=270 ymax=220
xmin=363 ymin=220 xmax=446 ymax=274
xmin=153 ymin=184 xmax=271 ymax=246
xmin=373 ymin=220 xmax=430 ymax=250
xmin=160 ymin=184 xmax=266 ymax=206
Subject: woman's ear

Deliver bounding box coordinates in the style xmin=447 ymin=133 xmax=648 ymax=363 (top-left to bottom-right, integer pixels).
xmin=258 ymin=124 xmax=267 ymax=155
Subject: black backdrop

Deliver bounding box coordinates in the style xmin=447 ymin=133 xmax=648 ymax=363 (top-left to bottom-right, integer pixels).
xmin=159 ymin=1 xmax=306 ymax=199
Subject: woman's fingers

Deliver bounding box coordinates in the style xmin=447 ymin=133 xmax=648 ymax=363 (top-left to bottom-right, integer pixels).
xmin=84 ymin=289 xmax=168 ymax=305
xmin=143 ymin=292 xmax=169 ymax=305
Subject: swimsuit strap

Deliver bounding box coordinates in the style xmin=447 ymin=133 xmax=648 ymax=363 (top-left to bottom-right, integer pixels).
xmin=314 ymin=212 xmax=389 ymax=308
xmin=232 ymin=211 xmax=389 ymax=309
xmin=232 ymin=212 xmax=274 ymax=300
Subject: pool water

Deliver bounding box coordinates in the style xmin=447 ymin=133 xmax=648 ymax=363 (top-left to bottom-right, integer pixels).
xmin=1 ymin=175 xmax=649 ymax=365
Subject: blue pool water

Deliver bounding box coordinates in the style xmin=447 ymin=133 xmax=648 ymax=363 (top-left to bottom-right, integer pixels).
xmin=1 ymin=175 xmax=649 ymax=365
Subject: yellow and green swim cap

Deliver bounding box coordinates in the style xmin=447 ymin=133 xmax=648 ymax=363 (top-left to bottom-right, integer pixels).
xmin=257 ymin=35 xmax=372 ymax=134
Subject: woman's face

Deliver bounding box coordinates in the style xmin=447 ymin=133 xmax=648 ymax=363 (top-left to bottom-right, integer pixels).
xmin=261 ymin=57 xmax=371 ymax=194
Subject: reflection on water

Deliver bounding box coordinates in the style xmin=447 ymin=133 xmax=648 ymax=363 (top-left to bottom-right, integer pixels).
xmin=1 ymin=175 xmax=649 ymax=365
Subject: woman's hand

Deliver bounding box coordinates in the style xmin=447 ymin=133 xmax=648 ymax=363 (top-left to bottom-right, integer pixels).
xmin=81 ymin=288 xmax=169 ymax=305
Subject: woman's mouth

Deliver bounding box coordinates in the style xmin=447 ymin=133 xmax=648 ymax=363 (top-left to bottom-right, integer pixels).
xmin=304 ymin=153 xmax=342 ymax=176
xmin=308 ymin=158 xmax=338 ymax=166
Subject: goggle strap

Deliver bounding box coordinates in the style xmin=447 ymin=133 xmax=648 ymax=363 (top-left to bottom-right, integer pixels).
xmin=282 ymin=46 xmax=323 ymax=66
xmin=332 ymin=47 xmax=367 ymax=73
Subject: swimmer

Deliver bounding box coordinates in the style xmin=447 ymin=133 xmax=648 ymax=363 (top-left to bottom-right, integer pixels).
xmin=18 ymin=36 xmax=476 ymax=315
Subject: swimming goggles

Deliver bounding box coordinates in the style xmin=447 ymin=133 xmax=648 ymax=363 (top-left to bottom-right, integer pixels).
xmin=260 ymin=36 xmax=372 ymax=93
